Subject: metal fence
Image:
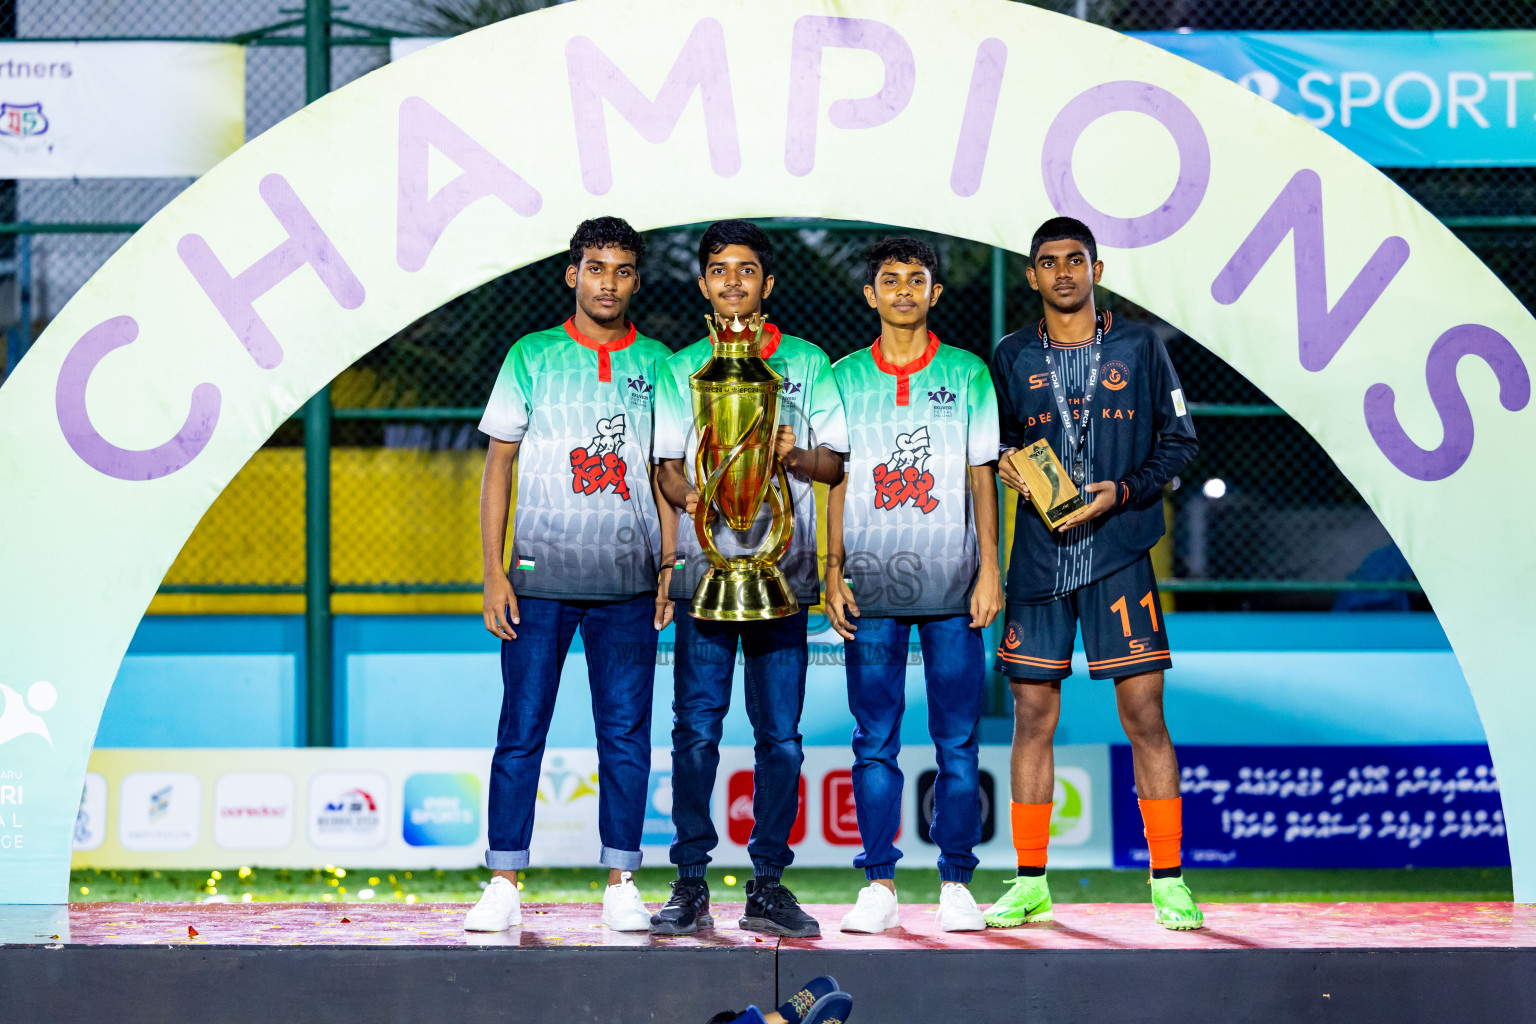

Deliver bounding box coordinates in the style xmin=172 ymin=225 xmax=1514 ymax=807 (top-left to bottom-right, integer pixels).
xmin=4 ymin=0 xmax=1533 ymax=619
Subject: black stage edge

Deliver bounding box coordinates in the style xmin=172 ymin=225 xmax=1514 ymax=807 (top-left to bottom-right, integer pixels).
xmin=8 ymin=945 xmax=1536 ymax=1022
xmin=0 ymin=945 xmax=776 ymax=1024
xmin=778 ymin=947 xmax=1536 ymax=1023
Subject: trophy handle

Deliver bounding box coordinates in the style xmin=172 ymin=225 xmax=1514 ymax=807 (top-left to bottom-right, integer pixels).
xmin=753 ymin=460 xmax=796 ymax=568
xmin=693 ymin=408 xmax=766 ymax=569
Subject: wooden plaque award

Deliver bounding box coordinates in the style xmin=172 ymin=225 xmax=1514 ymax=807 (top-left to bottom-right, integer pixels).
xmin=1009 ymin=439 xmax=1086 ymax=528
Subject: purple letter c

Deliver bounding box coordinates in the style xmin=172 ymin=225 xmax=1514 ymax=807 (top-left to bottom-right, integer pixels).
xmin=55 ymin=315 xmax=222 ymax=481
xmin=1041 ymin=81 xmax=1210 ymax=249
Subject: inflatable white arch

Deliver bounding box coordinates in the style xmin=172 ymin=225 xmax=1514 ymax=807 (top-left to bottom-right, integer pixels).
xmin=0 ymin=0 xmax=1532 ymax=903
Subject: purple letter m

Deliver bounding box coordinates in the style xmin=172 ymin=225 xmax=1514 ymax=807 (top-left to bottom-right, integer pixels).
xmin=566 ymin=17 xmax=740 ymax=196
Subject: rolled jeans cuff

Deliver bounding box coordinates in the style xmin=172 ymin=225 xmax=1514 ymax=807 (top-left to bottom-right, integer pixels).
xmin=939 ymin=865 xmax=974 ymax=884
xmin=863 ymin=863 xmax=897 ymax=881
xmin=485 ymin=849 xmax=531 ymax=871
xmin=601 ymin=846 xmax=643 ymax=871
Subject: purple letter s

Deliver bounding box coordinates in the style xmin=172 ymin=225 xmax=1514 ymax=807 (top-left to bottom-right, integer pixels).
xmin=1364 ymin=324 xmax=1530 ymax=482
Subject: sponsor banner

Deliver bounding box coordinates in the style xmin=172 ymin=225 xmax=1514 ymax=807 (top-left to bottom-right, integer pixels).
xmin=73 ymin=745 xmax=1113 ymax=870
xmin=0 ymin=42 xmax=244 ymax=178
xmin=1137 ymin=32 xmax=1536 ymax=167
xmin=1112 ymin=744 xmax=1510 ymax=869
xmin=659 ymin=744 xmax=1113 ymax=871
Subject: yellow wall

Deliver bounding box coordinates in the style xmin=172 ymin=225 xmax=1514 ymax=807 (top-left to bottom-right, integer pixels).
xmin=149 ymin=451 xmax=1172 ymax=614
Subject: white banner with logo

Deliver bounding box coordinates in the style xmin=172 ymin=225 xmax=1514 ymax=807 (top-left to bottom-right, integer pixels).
xmin=70 ymin=745 xmax=1113 ymax=871
xmin=0 ymin=42 xmax=244 ymax=178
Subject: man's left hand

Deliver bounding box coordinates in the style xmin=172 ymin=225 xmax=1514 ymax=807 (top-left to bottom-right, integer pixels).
xmin=774 ymin=424 xmax=797 ymax=464
xmin=1055 ymin=481 xmax=1118 ymax=533
xmin=969 ymin=563 xmax=1004 ymax=629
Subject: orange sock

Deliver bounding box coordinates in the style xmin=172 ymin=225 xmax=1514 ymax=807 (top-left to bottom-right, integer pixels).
xmin=1138 ymin=797 xmax=1183 ymax=870
xmin=1011 ymin=801 xmax=1053 ymax=869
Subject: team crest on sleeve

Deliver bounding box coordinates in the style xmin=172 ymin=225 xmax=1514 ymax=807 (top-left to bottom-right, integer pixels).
xmin=872 ymin=425 xmax=938 ymax=514
xmin=570 ymin=415 xmax=630 ymax=499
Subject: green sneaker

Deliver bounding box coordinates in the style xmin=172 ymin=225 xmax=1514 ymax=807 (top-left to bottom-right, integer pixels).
xmin=1151 ymin=876 xmax=1204 ymax=930
xmin=983 ymin=874 xmax=1053 ymax=927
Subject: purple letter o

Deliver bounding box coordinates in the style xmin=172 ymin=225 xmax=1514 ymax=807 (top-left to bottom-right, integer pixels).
xmin=1041 ymin=81 xmax=1210 ymax=249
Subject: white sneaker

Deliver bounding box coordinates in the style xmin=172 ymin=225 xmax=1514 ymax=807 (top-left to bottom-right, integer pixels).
xmin=464 ymin=875 xmax=520 ymax=931
xmin=937 ymin=881 xmax=985 ymax=932
xmin=839 ymin=881 xmax=900 ymax=933
xmin=601 ymin=871 xmax=651 ymax=931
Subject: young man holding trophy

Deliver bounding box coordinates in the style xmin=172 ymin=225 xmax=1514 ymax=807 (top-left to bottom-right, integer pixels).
xmin=466 ymin=217 xmax=672 ymax=933
xmin=650 ymin=220 xmax=848 ymax=937
xmin=825 ymin=237 xmax=1004 ymax=933
xmin=984 ymin=217 xmax=1203 ymax=930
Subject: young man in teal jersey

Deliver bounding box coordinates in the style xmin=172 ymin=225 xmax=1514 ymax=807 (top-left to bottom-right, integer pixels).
xmin=466 ymin=217 xmax=673 ymax=933
xmin=651 ymin=220 xmax=848 ymax=938
xmin=825 ymin=236 xmax=1004 ymax=933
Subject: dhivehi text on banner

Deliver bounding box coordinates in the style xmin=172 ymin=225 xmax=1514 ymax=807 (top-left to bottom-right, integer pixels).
xmin=1113 ymin=745 xmax=1509 ymax=869
xmin=1136 ymin=32 xmax=1536 ymax=167
xmin=0 ymin=42 xmax=244 ymax=178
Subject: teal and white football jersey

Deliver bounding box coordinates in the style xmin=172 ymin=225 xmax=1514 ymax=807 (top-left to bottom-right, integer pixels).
xmin=833 ymin=333 xmax=1000 ymax=617
xmin=654 ymin=324 xmax=849 ymax=605
xmin=479 ymin=318 xmax=672 ymax=602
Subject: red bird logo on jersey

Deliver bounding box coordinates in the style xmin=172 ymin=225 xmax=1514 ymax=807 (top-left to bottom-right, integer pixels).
xmin=872 ymin=426 xmax=938 ymax=514
xmin=570 ymin=415 xmax=630 ymax=499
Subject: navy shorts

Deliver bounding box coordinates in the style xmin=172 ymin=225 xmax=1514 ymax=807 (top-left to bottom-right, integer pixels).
xmin=996 ymin=556 xmax=1172 ymax=681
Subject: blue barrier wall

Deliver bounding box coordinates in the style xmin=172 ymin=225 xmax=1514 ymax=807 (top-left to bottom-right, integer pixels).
xmin=106 ymin=613 xmax=1479 ymax=749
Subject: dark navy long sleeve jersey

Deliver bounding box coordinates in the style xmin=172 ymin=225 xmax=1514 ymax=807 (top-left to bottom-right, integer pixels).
xmin=990 ymin=313 xmax=1199 ymax=603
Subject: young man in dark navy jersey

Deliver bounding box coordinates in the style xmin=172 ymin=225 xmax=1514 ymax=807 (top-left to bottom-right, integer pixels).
xmin=983 ymin=217 xmax=1204 ymax=930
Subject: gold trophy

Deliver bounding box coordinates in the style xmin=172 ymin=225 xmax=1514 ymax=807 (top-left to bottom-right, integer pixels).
xmin=1010 ymin=439 xmax=1086 ymax=528
xmin=688 ymin=312 xmax=798 ymax=621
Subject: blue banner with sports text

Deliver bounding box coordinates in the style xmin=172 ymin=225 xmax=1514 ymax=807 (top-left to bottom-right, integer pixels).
xmin=1134 ymin=32 xmax=1536 ymax=167
xmin=1112 ymin=745 xmax=1509 ymax=869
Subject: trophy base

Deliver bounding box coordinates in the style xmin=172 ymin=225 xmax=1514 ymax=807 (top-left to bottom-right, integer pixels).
xmin=1040 ymin=493 xmax=1086 ymax=528
xmin=690 ymin=559 xmax=800 ymax=621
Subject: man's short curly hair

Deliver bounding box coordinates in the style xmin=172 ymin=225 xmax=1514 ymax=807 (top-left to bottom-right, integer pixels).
xmin=568 ymin=216 xmax=646 ymax=268
xmin=1029 ymin=216 xmax=1097 ymax=265
xmin=864 ymin=236 xmax=940 ymax=287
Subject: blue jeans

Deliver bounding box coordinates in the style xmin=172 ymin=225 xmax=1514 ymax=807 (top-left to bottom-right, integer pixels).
xmin=486 ymin=594 xmax=656 ymax=871
xmin=669 ymin=607 xmax=808 ymax=879
xmin=844 ymin=614 xmax=984 ymax=883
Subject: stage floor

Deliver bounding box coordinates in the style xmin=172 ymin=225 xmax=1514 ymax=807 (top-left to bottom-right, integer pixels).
xmin=11 ymin=898 xmax=1536 ymax=949
xmin=6 ymin=901 xmax=1536 ymax=1024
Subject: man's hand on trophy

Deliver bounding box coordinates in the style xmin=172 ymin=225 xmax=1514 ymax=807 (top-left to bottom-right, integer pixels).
xmin=998 ymin=448 xmax=1030 ymax=499
xmin=654 ymin=566 xmax=675 ymax=631
xmin=775 ymin=424 xmax=797 ymax=466
xmin=484 ymin=573 xmax=519 ymax=640
xmin=684 ymin=489 xmax=700 ymax=515
xmin=825 ymin=571 xmax=860 ymax=640
xmin=1055 ymin=481 xmax=1117 ymax=533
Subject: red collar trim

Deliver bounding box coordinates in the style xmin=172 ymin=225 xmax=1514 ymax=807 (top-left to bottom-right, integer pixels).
xmin=870 ymin=332 xmax=941 ymax=406
xmin=758 ymin=323 xmax=782 ymax=360
xmin=1038 ymin=310 xmax=1111 ymax=349
xmin=564 ymin=317 xmax=636 ymax=382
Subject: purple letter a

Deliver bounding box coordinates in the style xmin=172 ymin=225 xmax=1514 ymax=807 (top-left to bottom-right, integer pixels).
xmin=566 ymin=18 xmax=739 ymax=196
xmin=1211 ymin=169 xmax=1410 ymax=373
xmin=397 ymin=96 xmax=543 ymax=272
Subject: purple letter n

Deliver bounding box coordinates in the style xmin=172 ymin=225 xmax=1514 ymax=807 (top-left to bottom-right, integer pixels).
xmin=566 ymin=18 xmax=740 ymax=196
xmin=1211 ymin=169 xmax=1410 ymax=374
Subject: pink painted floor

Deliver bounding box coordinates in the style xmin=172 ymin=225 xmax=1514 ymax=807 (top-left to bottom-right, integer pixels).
xmin=38 ymin=901 xmax=1536 ymax=950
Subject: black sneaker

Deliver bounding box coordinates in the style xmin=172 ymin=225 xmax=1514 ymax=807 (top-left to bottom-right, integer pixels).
xmin=740 ymin=878 xmax=821 ymax=938
xmin=649 ymin=877 xmax=713 ymax=935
